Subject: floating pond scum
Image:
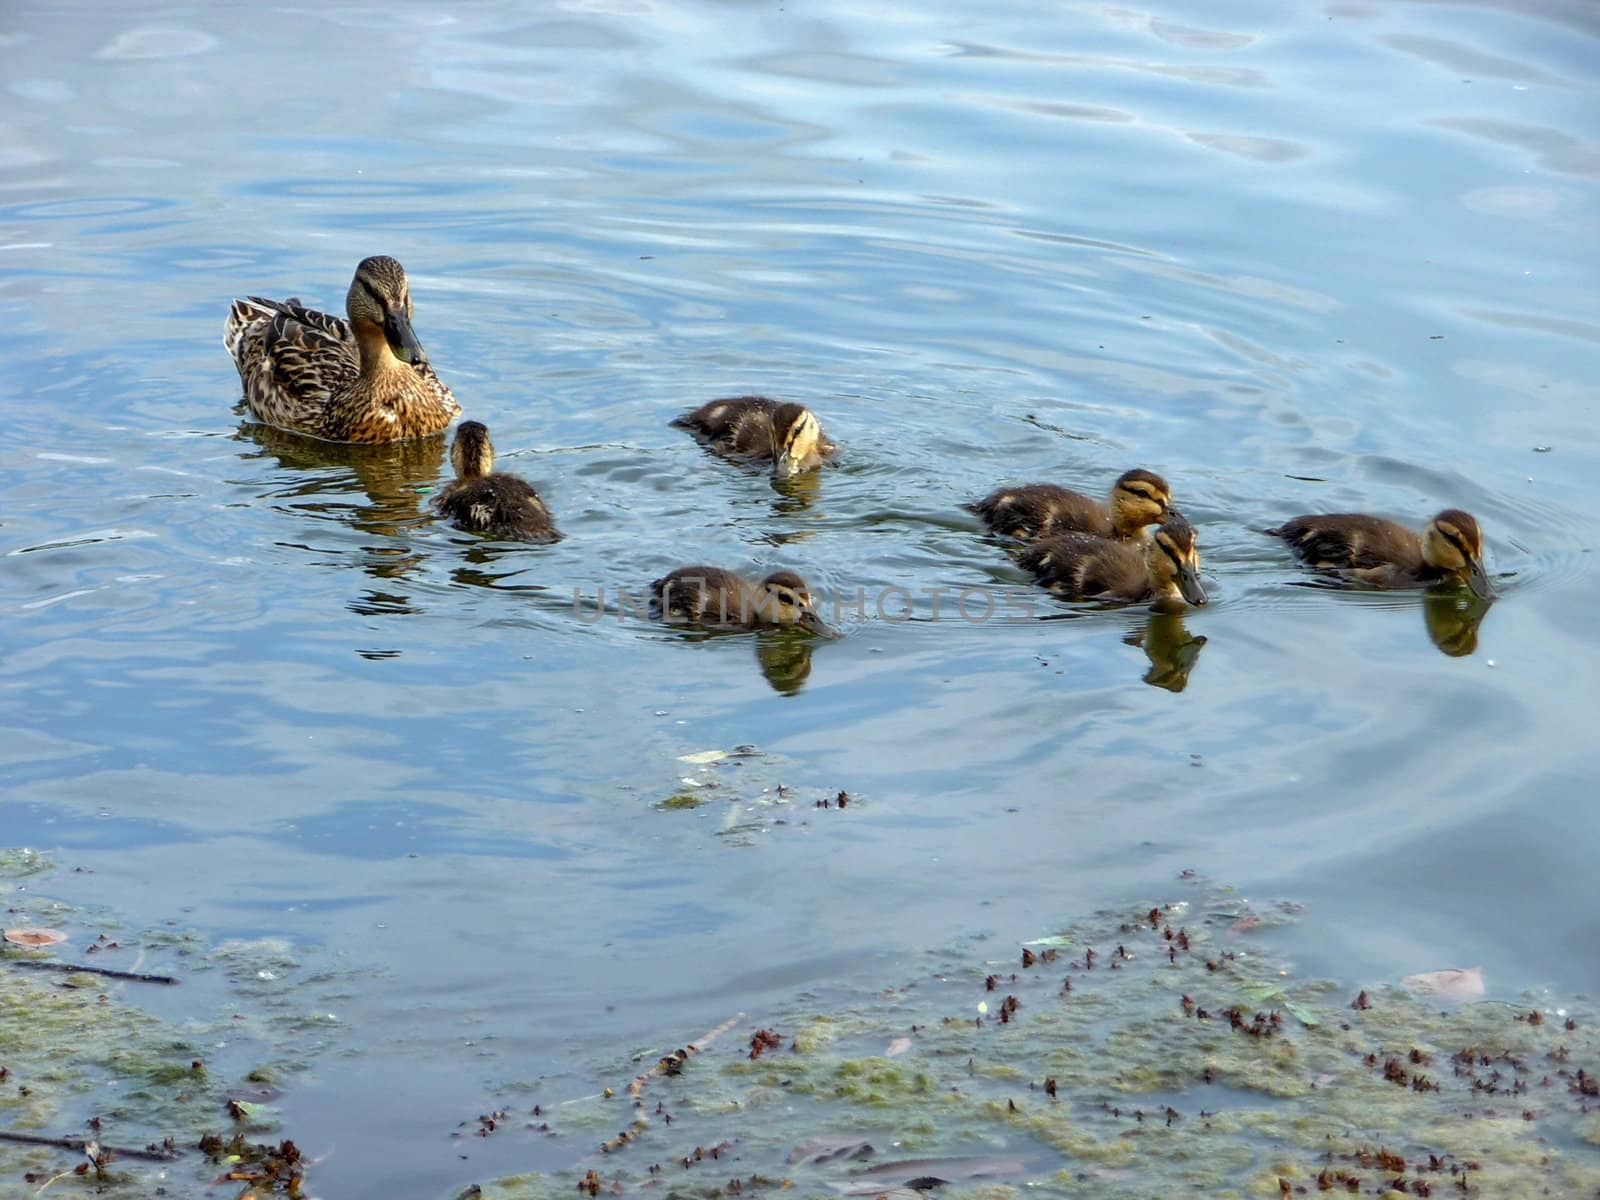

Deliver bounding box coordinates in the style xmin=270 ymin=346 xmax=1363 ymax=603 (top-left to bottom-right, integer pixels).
xmin=463 ymin=877 xmax=1600 ymax=1200
xmin=0 ymin=849 xmax=342 ymax=1197
xmin=4 ymin=854 xmax=1599 ymax=1198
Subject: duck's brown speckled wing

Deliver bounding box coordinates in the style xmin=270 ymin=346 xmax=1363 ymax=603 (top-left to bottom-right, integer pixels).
xmin=967 ymin=483 xmax=1108 ymax=539
xmin=433 ymin=474 xmax=560 ymax=543
xmin=1268 ymin=514 xmax=1421 ymax=575
xmin=226 ymin=296 xmax=359 ymax=432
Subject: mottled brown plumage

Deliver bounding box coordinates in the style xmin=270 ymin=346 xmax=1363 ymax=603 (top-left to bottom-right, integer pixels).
xmin=431 ymin=421 xmax=560 ymax=542
xmin=1017 ymin=512 xmax=1208 ymax=609
xmin=650 ymin=566 xmax=834 ymax=635
xmin=224 ymin=256 xmax=460 ymax=443
xmin=671 ymin=396 xmax=836 ymax=478
xmin=1266 ymin=508 xmax=1491 ymax=598
xmin=967 ymin=469 xmax=1171 ymax=540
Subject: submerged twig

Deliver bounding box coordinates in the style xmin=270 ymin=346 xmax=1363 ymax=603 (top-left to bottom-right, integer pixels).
xmin=6 ymin=959 xmax=178 ymax=985
xmin=0 ymin=1129 xmax=180 ymax=1161
xmin=600 ymin=1012 xmax=745 ymax=1153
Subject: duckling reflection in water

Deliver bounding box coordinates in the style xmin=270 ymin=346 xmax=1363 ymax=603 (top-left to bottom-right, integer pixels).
xmin=754 ymin=636 xmax=815 ymax=694
xmin=671 ymin=396 xmax=836 ymax=480
xmin=1017 ymin=513 xmax=1208 ymax=611
xmin=968 ymin=469 xmax=1172 ymax=541
xmin=432 ymin=421 xmax=561 ymax=543
xmin=1124 ymin=613 xmax=1209 ymax=692
xmin=1422 ymin=590 xmax=1494 ymax=657
xmin=650 ymin=566 xmax=836 ymax=637
xmin=1266 ymin=509 xmax=1492 ymax=599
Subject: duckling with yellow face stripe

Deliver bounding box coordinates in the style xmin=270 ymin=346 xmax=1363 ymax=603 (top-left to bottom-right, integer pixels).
xmin=1266 ymin=508 xmax=1492 ymax=599
xmin=432 ymin=421 xmax=561 ymax=542
xmin=1017 ymin=513 xmax=1208 ymax=610
xmin=650 ymin=566 xmax=836 ymax=636
xmin=968 ymin=469 xmax=1172 ymax=541
xmin=671 ymin=395 xmax=835 ymax=479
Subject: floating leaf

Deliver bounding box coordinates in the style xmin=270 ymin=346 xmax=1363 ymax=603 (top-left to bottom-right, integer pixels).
xmin=1239 ymin=982 xmax=1319 ymax=1026
xmin=1401 ymin=966 xmax=1485 ymax=1002
xmin=4 ymin=927 xmax=66 ymax=947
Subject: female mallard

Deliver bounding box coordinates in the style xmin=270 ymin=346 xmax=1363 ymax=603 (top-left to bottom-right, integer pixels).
xmin=1017 ymin=513 xmax=1208 ymax=609
xmin=432 ymin=421 xmax=561 ymax=542
xmin=1266 ymin=509 xmax=1492 ymax=598
xmin=224 ymin=255 xmax=460 ymax=444
xmin=968 ymin=469 xmax=1171 ymax=540
xmin=671 ymin=396 xmax=835 ymax=479
xmin=650 ymin=566 xmax=834 ymax=635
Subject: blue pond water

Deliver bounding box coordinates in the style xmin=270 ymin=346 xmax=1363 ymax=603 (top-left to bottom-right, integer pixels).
xmin=2 ymin=0 xmax=1598 ymax=1194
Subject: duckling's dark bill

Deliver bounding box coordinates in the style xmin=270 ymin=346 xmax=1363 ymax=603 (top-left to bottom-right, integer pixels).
xmin=797 ymin=608 xmax=839 ymax=638
xmin=1465 ymin=557 xmax=1494 ymax=601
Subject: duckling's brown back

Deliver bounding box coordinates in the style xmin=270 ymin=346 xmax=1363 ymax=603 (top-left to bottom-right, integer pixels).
xmin=969 ymin=484 xmax=1108 ymax=539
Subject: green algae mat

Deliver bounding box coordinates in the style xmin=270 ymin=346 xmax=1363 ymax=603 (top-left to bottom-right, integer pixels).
xmin=0 ymin=849 xmax=337 ymax=1197
xmin=464 ymin=879 xmax=1600 ymax=1200
xmin=4 ymin=847 xmax=1598 ymax=1199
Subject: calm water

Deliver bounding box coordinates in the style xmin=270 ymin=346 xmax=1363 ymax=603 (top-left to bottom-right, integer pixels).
xmin=3 ymin=0 xmax=1599 ymax=1192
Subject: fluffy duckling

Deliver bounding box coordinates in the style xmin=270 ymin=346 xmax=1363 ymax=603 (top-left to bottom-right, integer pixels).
xmin=650 ymin=566 xmax=834 ymax=636
xmin=432 ymin=421 xmax=561 ymax=542
xmin=967 ymin=469 xmax=1171 ymax=540
xmin=1017 ymin=513 xmax=1208 ymax=609
xmin=225 ymin=256 xmax=460 ymax=443
xmin=1266 ymin=509 xmax=1491 ymax=599
xmin=671 ymin=396 xmax=835 ymax=479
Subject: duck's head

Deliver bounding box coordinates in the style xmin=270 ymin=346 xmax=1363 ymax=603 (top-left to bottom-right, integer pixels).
xmin=1145 ymin=512 xmax=1208 ymax=608
xmin=1422 ymin=509 xmax=1492 ymax=599
xmin=757 ymin=570 xmax=835 ymax=636
xmin=347 ymin=255 xmax=427 ymax=367
xmin=772 ymin=404 xmax=826 ymax=480
xmin=1110 ymin=468 xmax=1172 ymax=537
xmin=450 ymin=420 xmax=494 ymax=480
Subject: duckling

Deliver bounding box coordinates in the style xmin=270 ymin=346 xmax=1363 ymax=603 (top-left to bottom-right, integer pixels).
xmin=431 ymin=421 xmax=561 ymax=542
xmin=671 ymin=396 xmax=835 ymax=479
xmin=224 ymin=255 xmax=460 ymax=443
xmin=650 ymin=566 xmax=834 ymax=635
xmin=1016 ymin=513 xmax=1208 ymax=609
xmin=1265 ymin=509 xmax=1492 ymax=599
xmin=967 ymin=469 xmax=1171 ymax=540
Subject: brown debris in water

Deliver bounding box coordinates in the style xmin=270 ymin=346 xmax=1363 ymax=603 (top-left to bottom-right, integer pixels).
xmin=748 ymin=1028 xmax=783 ymax=1060
xmin=198 ymin=1133 xmax=305 ymax=1196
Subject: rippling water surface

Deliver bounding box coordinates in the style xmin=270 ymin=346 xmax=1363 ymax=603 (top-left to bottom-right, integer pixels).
xmin=3 ymin=0 xmax=1599 ymax=1192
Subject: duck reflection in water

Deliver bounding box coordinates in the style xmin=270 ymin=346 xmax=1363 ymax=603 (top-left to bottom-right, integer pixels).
xmin=238 ymin=422 xmax=445 ymax=610
xmin=1123 ymin=612 xmax=1208 ymax=692
xmin=1422 ymin=589 xmax=1493 ymax=657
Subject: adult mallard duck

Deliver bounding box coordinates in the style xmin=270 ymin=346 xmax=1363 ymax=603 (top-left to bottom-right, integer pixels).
xmin=650 ymin=566 xmax=835 ymax=635
xmin=968 ymin=469 xmax=1171 ymax=541
xmin=1017 ymin=512 xmax=1208 ymax=610
xmin=224 ymin=255 xmax=460 ymax=443
xmin=671 ymin=396 xmax=835 ymax=479
xmin=1265 ymin=509 xmax=1492 ymax=599
xmin=432 ymin=421 xmax=561 ymax=542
